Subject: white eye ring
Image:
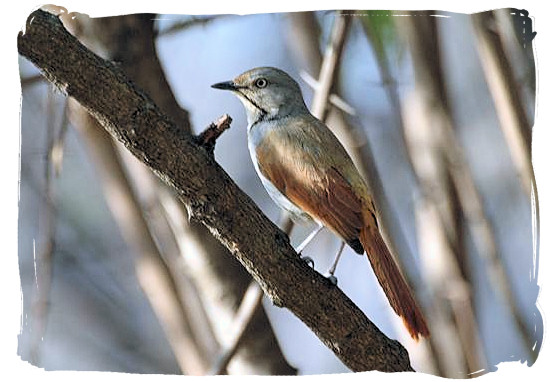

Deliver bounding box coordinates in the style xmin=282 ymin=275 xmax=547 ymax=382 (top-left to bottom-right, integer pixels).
xmin=255 ymin=78 xmax=268 ymax=88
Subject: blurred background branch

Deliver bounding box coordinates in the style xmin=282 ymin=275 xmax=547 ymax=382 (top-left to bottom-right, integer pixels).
xmin=28 ymin=87 xmax=67 ymax=366
xmin=472 ymin=11 xmax=534 ymax=196
xmin=398 ymin=11 xmax=487 ymax=377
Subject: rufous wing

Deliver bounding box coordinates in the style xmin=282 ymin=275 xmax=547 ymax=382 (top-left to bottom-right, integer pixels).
xmin=255 ymin=129 xmax=429 ymax=339
xmin=255 ymin=140 xmax=364 ymax=252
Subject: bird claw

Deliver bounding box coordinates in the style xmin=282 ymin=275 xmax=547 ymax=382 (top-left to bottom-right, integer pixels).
xmin=326 ymin=275 xmax=338 ymax=286
xmin=300 ymin=255 xmax=315 ymax=269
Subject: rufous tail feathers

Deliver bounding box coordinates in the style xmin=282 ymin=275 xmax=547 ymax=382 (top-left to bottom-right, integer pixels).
xmin=360 ymin=222 xmax=430 ymax=340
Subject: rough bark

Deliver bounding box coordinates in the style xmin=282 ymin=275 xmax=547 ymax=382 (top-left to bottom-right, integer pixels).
xmin=18 ymin=9 xmax=414 ymax=372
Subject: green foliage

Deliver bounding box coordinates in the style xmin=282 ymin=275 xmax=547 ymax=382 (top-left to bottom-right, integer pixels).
xmin=359 ymin=10 xmax=404 ymax=65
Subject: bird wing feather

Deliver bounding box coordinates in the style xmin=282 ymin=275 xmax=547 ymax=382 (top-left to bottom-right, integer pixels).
xmin=254 ymin=121 xmax=365 ymax=251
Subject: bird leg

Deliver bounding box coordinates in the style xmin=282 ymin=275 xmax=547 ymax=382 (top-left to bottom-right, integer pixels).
xmin=326 ymin=241 xmax=346 ymax=285
xmin=295 ymin=224 xmax=324 ymax=268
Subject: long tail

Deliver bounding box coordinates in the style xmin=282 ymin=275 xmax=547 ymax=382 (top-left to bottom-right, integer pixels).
xmin=360 ymin=223 xmax=430 ymax=340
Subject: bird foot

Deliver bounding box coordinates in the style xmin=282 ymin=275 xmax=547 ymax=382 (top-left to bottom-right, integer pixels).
xmin=300 ymin=255 xmax=315 ymax=269
xmin=326 ymin=274 xmax=338 ymax=286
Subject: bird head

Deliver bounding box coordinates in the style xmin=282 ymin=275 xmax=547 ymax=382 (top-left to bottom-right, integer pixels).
xmin=212 ymin=67 xmax=308 ymax=126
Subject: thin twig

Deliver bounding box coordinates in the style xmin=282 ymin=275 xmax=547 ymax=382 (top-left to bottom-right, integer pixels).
xmin=233 ymin=17 xmax=352 ymax=373
xmin=300 ymin=71 xmax=355 ymax=115
xmin=158 ymin=15 xmax=228 ymax=37
xmin=284 ymin=11 xmax=350 ymax=249
xmin=21 ymin=73 xmax=45 ymax=87
xmin=307 ymin=10 xmax=422 ymax=289
xmin=208 ymin=282 xmax=264 ymax=375
xmin=275 ymin=10 xmax=352 ymax=269
xmin=310 ymin=10 xmax=352 ymax=120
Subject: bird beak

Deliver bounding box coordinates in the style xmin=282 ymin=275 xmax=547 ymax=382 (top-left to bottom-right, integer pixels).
xmin=211 ymin=81 xmax=239 ymax=91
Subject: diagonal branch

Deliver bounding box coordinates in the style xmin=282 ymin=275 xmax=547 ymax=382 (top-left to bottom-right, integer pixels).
xmin=18 ymin=9 xmax=414 ymax=372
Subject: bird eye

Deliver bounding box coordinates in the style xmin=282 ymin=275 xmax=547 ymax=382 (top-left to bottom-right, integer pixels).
xmin=255 ymin=78 xmax=268 ymax=88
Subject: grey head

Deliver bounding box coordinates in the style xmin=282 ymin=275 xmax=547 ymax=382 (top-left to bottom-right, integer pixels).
xmin=211 ymin=67 xmax=309 ymax=126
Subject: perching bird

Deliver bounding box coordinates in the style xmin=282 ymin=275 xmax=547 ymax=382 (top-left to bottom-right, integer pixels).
xmin=212 ymin=67 xmax=429 ymax=340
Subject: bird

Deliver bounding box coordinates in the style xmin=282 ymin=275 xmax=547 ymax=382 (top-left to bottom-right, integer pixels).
xmin=212 ymin=67 xmax=429 ymax=340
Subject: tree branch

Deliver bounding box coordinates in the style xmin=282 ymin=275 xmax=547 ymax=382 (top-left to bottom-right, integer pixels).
xmin=18 ymin=9 xmax=414 ymax=372
xmin=195 ymin=114 xmax=233 ymax=155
